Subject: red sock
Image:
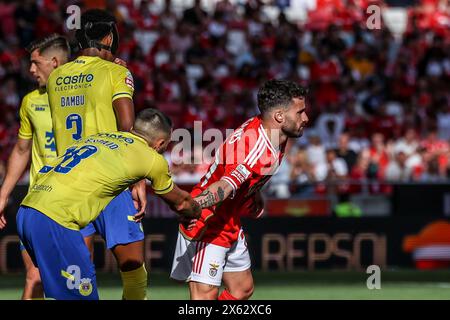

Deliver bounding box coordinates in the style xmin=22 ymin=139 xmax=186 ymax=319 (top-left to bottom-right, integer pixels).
xmin=218 ymin=290 xmax=238 ymax=300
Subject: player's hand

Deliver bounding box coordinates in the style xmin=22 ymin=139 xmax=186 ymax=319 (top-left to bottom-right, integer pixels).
xmin=0 ymin=196 xmax=8 ymax=229
xmin=131 ymin=180 xmax=147 ymax=222
xmin=178 ymin=215 xmax=197 ymax=231
xmin=114 ymin=58 xmax=127 ymax=68
xmin=248 ymin=191 xmax=265 ymax=219
xmin=133 ymin=210 xmax=146 ymax=223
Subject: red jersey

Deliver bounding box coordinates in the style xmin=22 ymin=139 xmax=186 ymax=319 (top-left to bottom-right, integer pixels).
xmin=180 ymin=116 xmax=286 ymax=247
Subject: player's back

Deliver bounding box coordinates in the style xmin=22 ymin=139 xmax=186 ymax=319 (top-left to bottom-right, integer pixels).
xmin=47 ymin=56 xmax=134 ymax=155
xmin=21 ymin=131 xmax=168 ymax=230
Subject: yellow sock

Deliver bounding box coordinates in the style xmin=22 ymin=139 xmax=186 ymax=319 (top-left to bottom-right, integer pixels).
xmin=120 ymin=264 xmax=148 ymax=300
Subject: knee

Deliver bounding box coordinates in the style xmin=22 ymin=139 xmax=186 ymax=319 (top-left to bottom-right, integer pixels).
xmin=234 ymin=285 xmax=254 ymax=300
xmin=119 ymin=259 xmax=144 ymax=272
xmin=26 ymin=268 xmax=41 ymax=286
xmin=243 ymin=284 xmax=254 ymax=299
xmin=190 ymin=283 xmax=219 ymax=300
xmin=229 ymin=282 xmax=254 ymax=300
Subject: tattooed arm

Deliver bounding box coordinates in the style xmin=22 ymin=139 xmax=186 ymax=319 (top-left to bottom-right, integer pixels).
xmin=194 ymin=180 xmax=234 ymax=209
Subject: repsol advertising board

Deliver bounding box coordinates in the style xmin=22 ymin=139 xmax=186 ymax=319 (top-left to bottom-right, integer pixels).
xmin=1 ymin=214 xmax=444 ymax=273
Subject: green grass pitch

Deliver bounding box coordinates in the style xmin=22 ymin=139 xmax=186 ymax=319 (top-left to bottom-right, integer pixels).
xmin=1 ymin=270 xmax=449 ymax=300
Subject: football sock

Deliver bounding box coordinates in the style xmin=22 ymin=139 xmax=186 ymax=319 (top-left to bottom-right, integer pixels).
xmin=218 ymin=289 xmax=238 ymax=300
xmin=120 ymin=263 xmax=148 ymax=300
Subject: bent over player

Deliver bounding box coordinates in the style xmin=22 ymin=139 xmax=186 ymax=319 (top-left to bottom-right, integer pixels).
xmin=170 ymin=79 xmax=309 ymax=300
xmin=46 ymin=9 xmax=148 ymax=299
xmin=11 ymin=109 xmax=201 ymax=300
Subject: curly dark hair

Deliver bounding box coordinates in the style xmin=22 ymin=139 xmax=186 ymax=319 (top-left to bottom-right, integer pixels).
xmin=257 ymin=79 xmax=308 ymax=115
xmin=75 ymin=9 xmax=116 ymax=45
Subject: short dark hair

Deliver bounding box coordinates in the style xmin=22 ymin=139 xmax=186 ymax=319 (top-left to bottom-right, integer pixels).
xmin=257 ymin=79 xmax=308 ymax=114
xmin=75 ymin=9 xmax=116 ymax=44
xmin=135 ymin=108 xmax=173 ymax=138
xmin=26 ymin=34 xmax=70 ymax=56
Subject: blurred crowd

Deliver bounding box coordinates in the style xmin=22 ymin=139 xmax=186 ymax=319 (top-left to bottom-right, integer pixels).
xmin=0 ymin=0 xmax=449 ymax=196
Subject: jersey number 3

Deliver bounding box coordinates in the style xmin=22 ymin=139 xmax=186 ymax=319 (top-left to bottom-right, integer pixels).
xmin=66 ymin=114 xmax=83 ymax=141
xmin=39 ymin=145 xmax=98 ymax=174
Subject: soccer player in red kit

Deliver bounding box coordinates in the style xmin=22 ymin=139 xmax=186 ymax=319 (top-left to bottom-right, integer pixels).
xmin=170 ymin=79 xmax=309 ymax=299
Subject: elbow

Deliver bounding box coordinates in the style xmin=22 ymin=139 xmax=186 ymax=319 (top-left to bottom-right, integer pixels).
xmin=16 ymin=145 xmax=30 ymax=156
xmin=116 ymin=116 xmax=134 ymax=132
xmin=118 ymin=123 xmax=133 ymax=132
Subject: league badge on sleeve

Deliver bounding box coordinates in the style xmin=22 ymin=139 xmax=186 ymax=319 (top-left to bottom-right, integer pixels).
xmin=125 ymin=71 xmax=134 ymax=90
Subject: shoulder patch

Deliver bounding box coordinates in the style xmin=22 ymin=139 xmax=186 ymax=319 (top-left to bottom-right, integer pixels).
xmin=125 ymin=71 xmax=134 ymax=90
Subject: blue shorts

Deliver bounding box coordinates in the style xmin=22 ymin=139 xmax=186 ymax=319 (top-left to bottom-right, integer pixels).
xmin=79 ymin=189 xmax=144 ymax=249
xmin=17 ymin=206 xmax=99 ymax=300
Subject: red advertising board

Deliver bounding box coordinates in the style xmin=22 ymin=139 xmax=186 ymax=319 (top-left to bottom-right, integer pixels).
xmin=265 ymin=199 xmax=331 ymax=217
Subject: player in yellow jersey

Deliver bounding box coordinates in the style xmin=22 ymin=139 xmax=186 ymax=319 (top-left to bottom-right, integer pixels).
xmin=46 ymin=9 xmax=148 ymax=299
xmin=10 ymin=109 xmax=201 ymax=300
xmin=0 ymin=34 xmax=70 ymax=299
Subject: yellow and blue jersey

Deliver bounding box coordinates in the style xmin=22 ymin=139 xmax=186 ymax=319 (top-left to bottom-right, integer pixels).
xmin=22 ymin=131 xmax=173 ymax=230
xmin=46 ymin=55 xmax=134 ymax=156
xmin=18 ymin=89 xmax=57 ymax=188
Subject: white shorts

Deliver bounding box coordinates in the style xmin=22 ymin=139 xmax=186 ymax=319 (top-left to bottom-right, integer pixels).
xmin=170 ymin=229 xmax=251 ymax=286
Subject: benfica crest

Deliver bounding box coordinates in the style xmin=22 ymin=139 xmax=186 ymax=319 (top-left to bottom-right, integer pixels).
xmin=208 ymin=263 xmax=220 ymax=277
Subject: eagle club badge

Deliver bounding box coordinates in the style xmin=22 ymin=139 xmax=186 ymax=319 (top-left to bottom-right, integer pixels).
xmin=209 ymin=263 xmax=220 ymax=278
xmin=79 ymin=278 xmax=93 ymax=296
